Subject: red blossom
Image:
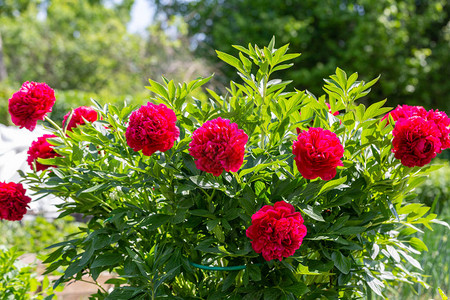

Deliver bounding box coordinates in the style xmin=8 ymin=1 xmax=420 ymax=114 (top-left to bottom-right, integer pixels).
xmin=0 ymin=182 xmax=31 ymax=221
xmin=189 ymin=117 xmax=248 ymax=176
xmin=382 ymin=105 xmax=428 ymax=124
xmin=125 ymin=103 xmax=179 ymax=156
xmin=246 ymin=201 xmax=307 ymax=261
xmin=8 ymin=81 xmax=56 ymax=131
xmin=426 ymin=109 xmax=450 ymax=151
xmin=292 ymin=127 xmax=344 ymax=180
xmin=27 ymin=134 xmax=60 ymax=171
xmin=384 ymin=105 xmax=450 ymax=154
xmin=63 ymin=106 xmax=99 ymax=131
xmin=392 ymin=116 xmax=442 ymax=167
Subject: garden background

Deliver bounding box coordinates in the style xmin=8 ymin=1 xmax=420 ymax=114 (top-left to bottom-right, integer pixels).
xmin=0 ymin=0 xmax=448 ymax=299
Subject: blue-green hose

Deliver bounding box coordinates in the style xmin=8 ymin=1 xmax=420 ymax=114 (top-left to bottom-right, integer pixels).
xmin=189 ymin=261 xmax=263 ymax=271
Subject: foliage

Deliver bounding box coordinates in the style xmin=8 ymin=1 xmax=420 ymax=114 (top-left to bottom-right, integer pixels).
xmin=0 ymin=246 xmax=59 ymax=299
xmin=155 ymin=0 xmax=450 ymax=112
xmin=379 ymin=163 xmax=450 ymax=299
xmin=382 ymin=203 xmax=449 ymax=299
xmin=19 ymin=39 xmax=449 ymax=299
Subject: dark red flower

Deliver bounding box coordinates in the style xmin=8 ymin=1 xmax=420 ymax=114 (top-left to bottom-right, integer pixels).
xmin=246 ymin=201 xmax=307 ymax=261
xmin=125 ymin=103 xmax=179 ymax=156
xmin=63 ymin=106 xmax=98 ymax=131
xmin=392 ymin=116 xmax=442 ymax=167
xmin=381 ymin=105 xmax=427 ymax=124
xmin=27 ymin=134 xmax=60 ymax=171
xmin=292 ymin=127 xmax=344 ymax=180
xmin=0 ymin=182 xmax=31 ymax=221
xmin=426 ymin=109 xmax=450 ymax=151
xmin=189 ymin=117 xmax=248 ymax=176
xmin=8 ymin=81 xmax=56 ymax=131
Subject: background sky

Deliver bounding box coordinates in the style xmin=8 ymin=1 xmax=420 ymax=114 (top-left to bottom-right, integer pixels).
xmin=128 ymin=0 xmax=155 ymax=34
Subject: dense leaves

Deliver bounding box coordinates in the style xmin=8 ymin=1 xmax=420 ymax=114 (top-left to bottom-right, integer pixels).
xmin=20 ymin=39 xmax=449 ymax=299
xmin=155 ymin=0 xmax=450 ymax=112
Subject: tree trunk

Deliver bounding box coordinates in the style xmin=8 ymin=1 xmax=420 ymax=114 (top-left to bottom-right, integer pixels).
xmin=0 ymin=31 xmax=8 ymax=82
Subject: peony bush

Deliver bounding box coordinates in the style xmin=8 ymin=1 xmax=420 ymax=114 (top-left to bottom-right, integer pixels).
xmin=2 ymin=38 xmax=450 ymax=299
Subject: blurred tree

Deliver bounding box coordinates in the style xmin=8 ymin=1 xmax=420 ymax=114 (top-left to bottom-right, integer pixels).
xmin=0 ymin=0 xmax=212 ymax=97
xmin=155 ymin=0 xmax=450 ymax=111
xmin=0 ymin=0 xmax=146 ymax=94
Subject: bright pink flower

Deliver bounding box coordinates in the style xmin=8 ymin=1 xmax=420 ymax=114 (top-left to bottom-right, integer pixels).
xmin=63 ymin=106 xmax=98 ymax=131
xmin=27 ymin=134 xmax=60 ymax=171
xmin=392 ymin=116 xmax=442 ymax=167
xmin=382 ymin=105 xmax=427 ymax=123
xmin=189 ymin=117 xmax=248 ymax=176
xmin=8 ymin=81 xmax=56 ymax=131
xmin=125 ymin=103 xmax=179 ymax=156
xmin=0 ymin=182 xmax=31 ymax=221
xmin=292 ymin=127 xmax=344 ymax=180
xmin=246 ymin=201 xmax=307 ymax=261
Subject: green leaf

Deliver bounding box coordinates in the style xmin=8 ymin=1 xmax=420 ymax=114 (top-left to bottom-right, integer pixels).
xmin=438 ymin=288 xmax=448 ymax=300
xmin=189 ymin=75 xmax=214 ymax=91
xmin=147 ymin=79 xmax=169 ymax=100
xmin=331 ymin=251 xmax=351 ymax=274
xmin=335 ymin=67 xmax=347 ymax=88
xmin=338 ymin=226 xmax=366 ymax=235
xmin=190 ymin=176 xmax=221 ymax=189
xmin=189 ymin=209 xmax=216 ymax=218
xmin=408 ymin=237 xmax=428 ymax=252
xmin=385 ymin=245 xmax=400 ymax=263
xmin=213 ymin=225 xmax=225 ymax=243
xmin=91 ymin=253 xmax=123 ymax=268
xmin=363 ymin=271 xmax=384 ymax=296
xmin=398 ymin=250 xmax=422 ymax=270
xmin=318 ymin=176 xmax=347 ymax=195
xmin=140 ymin=214 xmax=170 ymax=230
xmin=216 ymin=51 xmax=244 ymax=72
xmin=300 ymin=205 xmax=325 ymax=222
xmin=362 ymin=99 xmax=387 ymax=120
xmin=264 ymin=288 xmax=281 ymax=300
xmin=222 ymin=271 xmax=239 ymax=291
xmin=271 ymin=63 xmax=294 ymax=73
xmin=78 ymin=183 xmax=107 ymax=195
xmin=283 ymin=282 xmax=308 ymax=297
xmin=247 ymin=264 xmax=261 ymax=281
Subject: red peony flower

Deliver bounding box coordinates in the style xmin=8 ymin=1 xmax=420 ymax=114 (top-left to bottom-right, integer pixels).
xmin=189 ymin=117 xmax=248 ymax=176
xmin=8 ymin=81 xmax=56 ymax=131
xmin=292 ymin=127 xmax=344 ymax=180
xmin=125 ymin=103 xmax=179 ymax=156
xmin=392 ymin=116 xmax=442 ymax=167
xmin=63 ymin=106 xmax=99 ymax=131
xmin=381 ymin=105 xmax=428 ymax=125
xmin=426 ymin=109 xmax=450 ymax=151
xmin=27 ymin=134 xmax=60 ymax=171
xmin=0 ymin=182 xmax=32 ymax=221
xmin=246 ymin=200 xmax=307 ymax=261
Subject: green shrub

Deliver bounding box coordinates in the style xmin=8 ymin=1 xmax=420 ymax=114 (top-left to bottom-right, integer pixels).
xmin=16 ymin=39 xmax=450 ymax=299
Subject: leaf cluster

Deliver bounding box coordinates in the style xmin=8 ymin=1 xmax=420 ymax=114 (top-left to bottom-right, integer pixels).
xmin=20 ymin=38 xmax=449 ymax=299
